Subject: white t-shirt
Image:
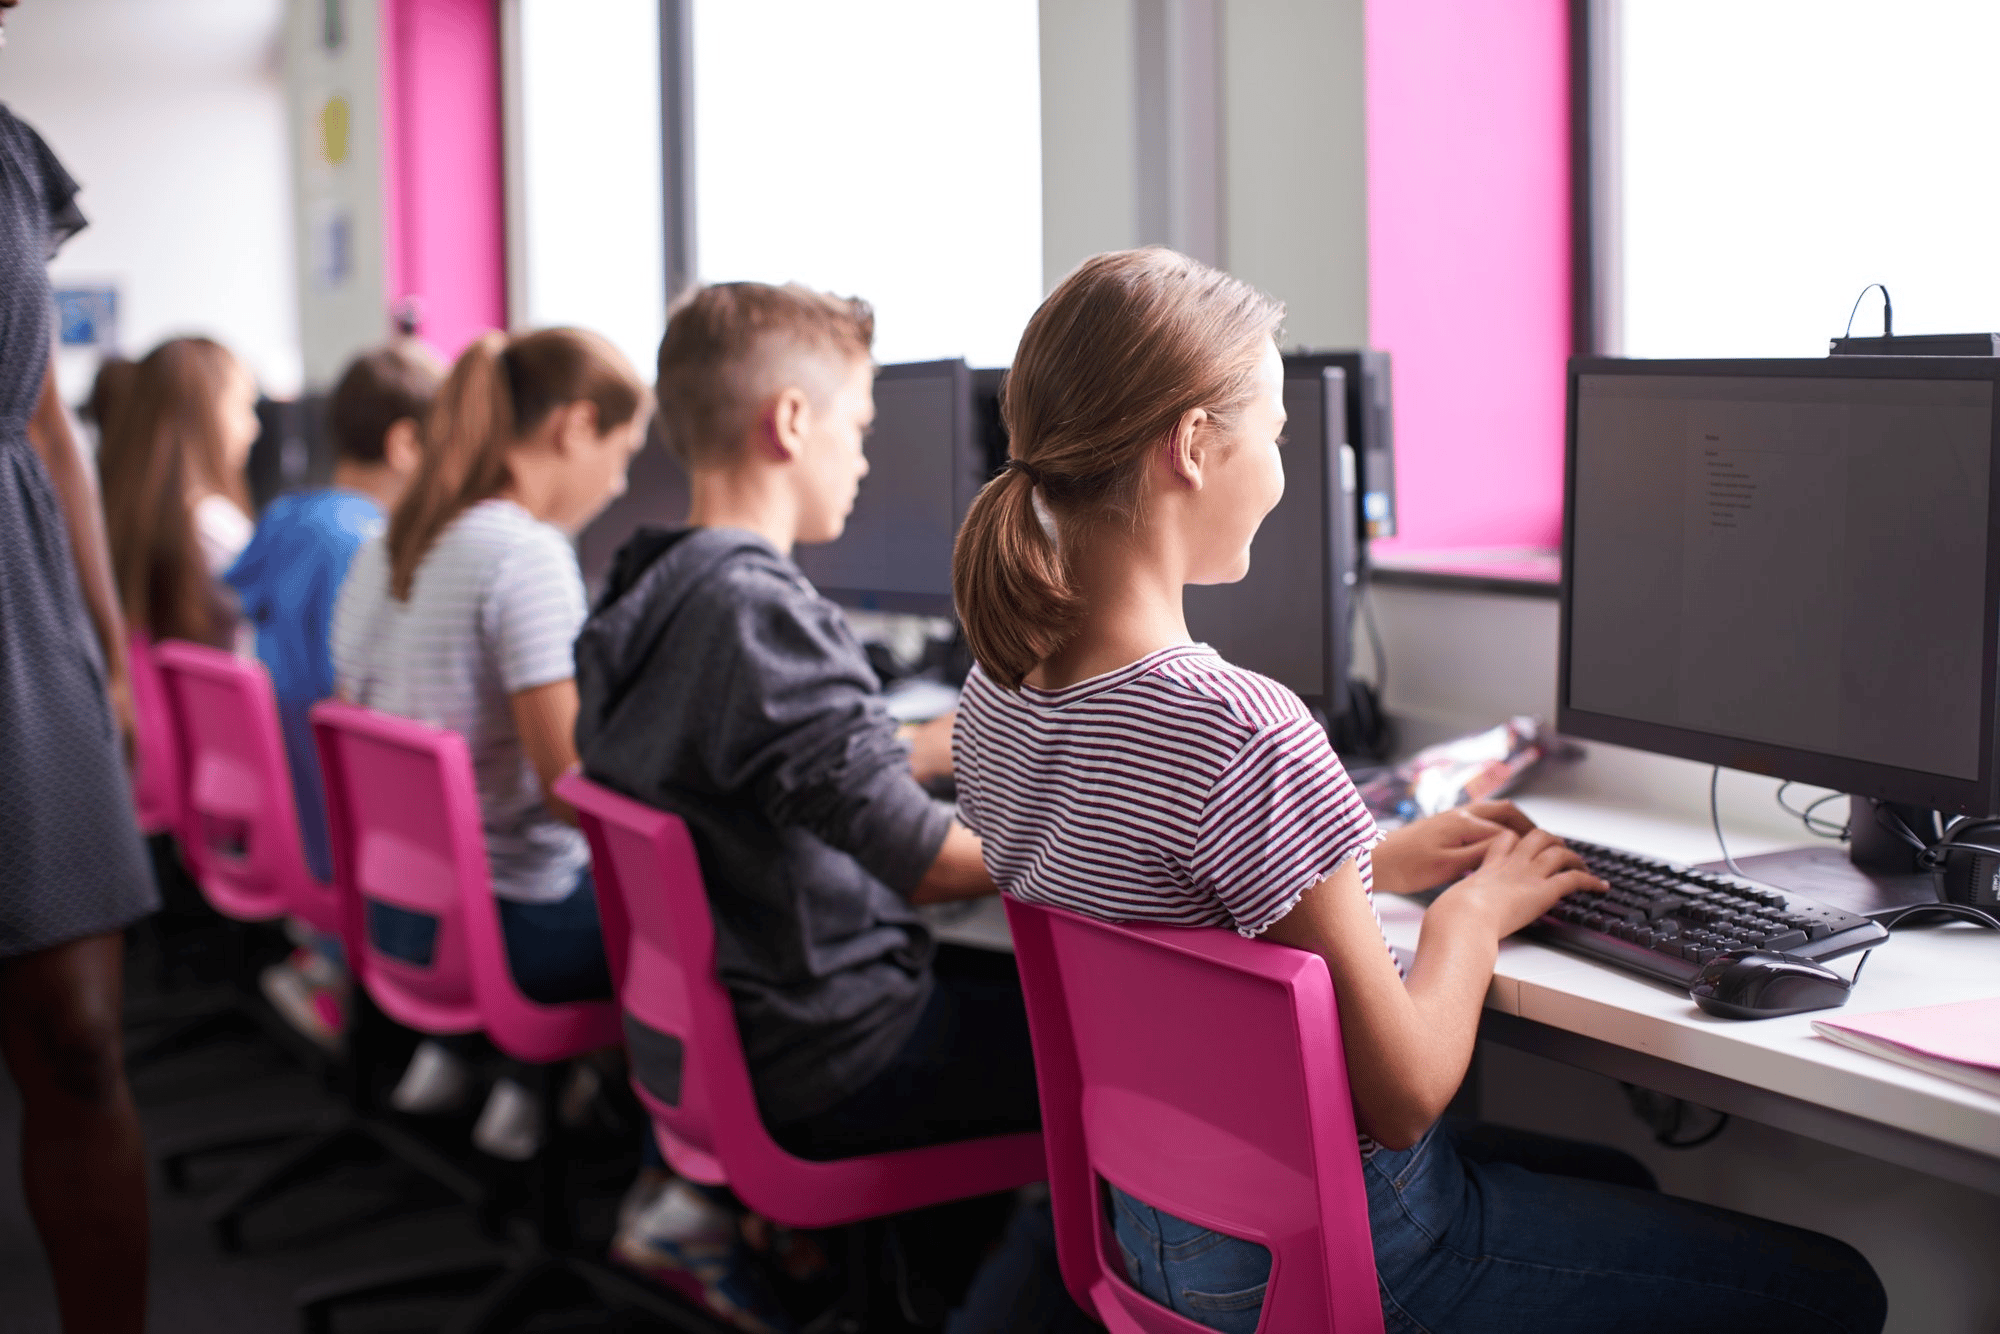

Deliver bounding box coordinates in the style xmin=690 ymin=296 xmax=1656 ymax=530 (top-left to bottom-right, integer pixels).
xmin=330 ymin=498 xmax=589 ymax=904
xmin=195 ymin=492 xmax=253 ymax=575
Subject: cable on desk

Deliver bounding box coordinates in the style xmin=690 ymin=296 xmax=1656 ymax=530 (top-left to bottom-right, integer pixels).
xmin=1776 ymin=781 xmax=1848 ymax=840
xmin=1710 ymin=766 xmax=1749 ymax=878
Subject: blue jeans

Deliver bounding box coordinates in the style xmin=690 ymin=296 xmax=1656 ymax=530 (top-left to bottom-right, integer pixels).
xmin=1114 ymin=1119 xmax=1887 ymax=1334
xmin=366 ymin=869 xmax=612 ymax=1006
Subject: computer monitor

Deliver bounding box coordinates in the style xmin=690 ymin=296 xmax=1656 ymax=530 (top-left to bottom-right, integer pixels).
xmin=1184 ymin=365 xmax=1358 ymax=729
xmin=576 ymin=415 xmax=689 ymax=597
xmin=793 ymin=358 xmax=988 ymax=617
xmin=1559 ymin=356 xmax=2000 ymax=911
xmin=575 ymin=359 xmax=992 ymax=612
xmin=1284 ymin=349 xmax=1396 ymax=542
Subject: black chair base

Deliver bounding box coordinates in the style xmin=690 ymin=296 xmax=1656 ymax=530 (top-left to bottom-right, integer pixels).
xmin=297 ymin=1245 xmax=731 ymax=1334
xmin=161 ymin=1109 xmax=497 ymax=1253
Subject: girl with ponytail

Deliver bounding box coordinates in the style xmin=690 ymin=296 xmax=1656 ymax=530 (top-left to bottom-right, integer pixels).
xmin=330 ymin=327 xmax=647 ymax=1157
xmin=949 ymin=249 xmax=1885 ymax=1334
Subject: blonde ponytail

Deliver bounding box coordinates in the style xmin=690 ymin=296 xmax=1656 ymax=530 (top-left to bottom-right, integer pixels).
xmin=952 ymin=462 xmax=1082 ymax=690
xmin=387 ymin=332 xmax=512 ymax=600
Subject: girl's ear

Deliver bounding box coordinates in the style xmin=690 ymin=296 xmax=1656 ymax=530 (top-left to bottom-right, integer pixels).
xmin=552 ymin=400 xmax=601 ymax=456
xmin=1166 ymin=406 xmax=1209 ymax=490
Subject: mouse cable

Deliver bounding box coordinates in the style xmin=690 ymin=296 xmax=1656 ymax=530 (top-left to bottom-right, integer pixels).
xmin=1845 ymin=948 xmax=1874 ymax=986
xmin=1876 ymin=902 xmax=2000 ymax=932
xmin=1710 ymin=766 xmax=1749 ymax=878
xmin=1843 ymin=283 xmax=1893 ymax=339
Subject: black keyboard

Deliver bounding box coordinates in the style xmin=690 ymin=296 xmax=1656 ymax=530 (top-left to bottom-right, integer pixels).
xmin=1527 ymin=837 xmax=1890 ymax=987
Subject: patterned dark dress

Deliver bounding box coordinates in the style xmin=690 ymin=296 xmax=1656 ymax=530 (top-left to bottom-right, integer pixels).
xmin=0 ymin=105 xmax=156 ymax=956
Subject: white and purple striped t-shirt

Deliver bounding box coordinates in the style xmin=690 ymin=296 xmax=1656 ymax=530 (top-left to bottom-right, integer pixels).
xmin=954 ymin=644 xmax=1387 ymax=949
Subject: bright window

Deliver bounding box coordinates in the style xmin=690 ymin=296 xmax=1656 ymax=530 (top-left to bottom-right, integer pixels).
xmin=690 ymin=0 xmax=1043 ymax=368
xmin=510 ymin=0 xmax=666 ymax=378
xmin=1620 ymin=1 xmax=2000 ymax=358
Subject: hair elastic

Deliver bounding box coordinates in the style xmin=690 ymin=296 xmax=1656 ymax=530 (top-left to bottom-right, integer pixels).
xmin=1004 ymin=457 xmax=1042 ymax=485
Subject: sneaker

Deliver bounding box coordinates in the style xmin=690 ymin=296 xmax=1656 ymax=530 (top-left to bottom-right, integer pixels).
xmin=471 ymin=1077 xmax=543 ymax=1161
xmin=616 ymin=1166 xmax=673 ymax=1237
xmin=259 ymin=948 xmax=346 ymax=1052
xmin=558 ymin=1060 xmax=602 ymax=1130
xmin=612 ymin=1180 xmax=796 ymax=1334
xmin=389 ymin=1040 xmax=476 ymax=1116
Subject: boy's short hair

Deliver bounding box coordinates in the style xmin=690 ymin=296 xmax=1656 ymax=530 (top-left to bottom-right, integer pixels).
xmin=326 ymin=340 xmax=444 ymax=464
xmin=655 ymin=282 xmax=875 ymax=467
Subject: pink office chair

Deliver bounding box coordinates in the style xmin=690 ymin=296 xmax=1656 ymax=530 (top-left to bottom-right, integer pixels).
xmin=304 ymin=703 xmax=696 ymax=1333
xmin=150 ymin=649 xmax=489 ymax=1252
xmin=1003 ymin=896 xmax=1385 ymax=1334
xmin=154 ymin=641 xmax=338 ymax=934
xmin=558 ymin=770 xmax=1048 ymax=1227
xmin=127 ymin=631 xmax=183 ymax=835
xmin=311 ymin=701 xmax=619 ymax=1062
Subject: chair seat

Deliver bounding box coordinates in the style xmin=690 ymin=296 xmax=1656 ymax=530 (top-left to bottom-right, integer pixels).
xmin=561 ymin=770 xmax=1049 ymax=1231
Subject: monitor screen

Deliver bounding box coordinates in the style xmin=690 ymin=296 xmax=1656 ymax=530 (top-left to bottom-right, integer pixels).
xmin=795 ymin=359 xmax=980 ymax=615
xmin=1185 ymin=367 xmax=1353 ymax=720
xmin=1561 ymin=360 xmax=2000 ymax=813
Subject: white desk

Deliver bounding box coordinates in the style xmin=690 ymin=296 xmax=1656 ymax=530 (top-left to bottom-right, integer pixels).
xmin=927 ymin=791 xmax=2000 ymax=1195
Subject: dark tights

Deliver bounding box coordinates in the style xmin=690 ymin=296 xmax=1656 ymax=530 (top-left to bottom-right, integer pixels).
xmin=0 ymin=931 xmax=148 ymax=1333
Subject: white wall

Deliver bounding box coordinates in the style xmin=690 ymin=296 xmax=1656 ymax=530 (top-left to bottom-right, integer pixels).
xmin=1 ymin=0 xmax=301 ymax=402
xmin=284 ymin=0 xmax=391 ymax=390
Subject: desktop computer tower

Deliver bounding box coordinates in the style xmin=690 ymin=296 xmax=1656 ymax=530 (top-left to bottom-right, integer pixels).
xmin=1284 ymin=349 xmax=1396 ymax=543
xmin=1184 ymin=365 xmax=1358 ymax=735
xmin=245 ymin=394 xmax=332 ymax=514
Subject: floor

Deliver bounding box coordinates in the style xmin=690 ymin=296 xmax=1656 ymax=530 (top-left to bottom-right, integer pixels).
xmin=0 ymin=900 xmax=706 ymax=1334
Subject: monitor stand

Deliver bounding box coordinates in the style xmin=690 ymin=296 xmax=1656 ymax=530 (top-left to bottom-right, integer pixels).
xmin=1694 ymin=797 xmax=1943 ymax=920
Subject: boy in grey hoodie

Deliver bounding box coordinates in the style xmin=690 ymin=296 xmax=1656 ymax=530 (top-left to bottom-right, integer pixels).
xmin=576 ymin=284 xmax=1059 ymax=1330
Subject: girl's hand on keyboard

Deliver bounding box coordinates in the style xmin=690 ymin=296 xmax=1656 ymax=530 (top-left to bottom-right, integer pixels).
xmin=1374 ymin=800 xmax=1540 ymax=896
xmin=1440 ymin=829 xmax=1607 ymax=938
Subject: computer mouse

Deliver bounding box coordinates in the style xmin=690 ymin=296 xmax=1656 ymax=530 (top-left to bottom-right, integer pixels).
xmin=1689 ymin=950 xmax=1852 ymax=1020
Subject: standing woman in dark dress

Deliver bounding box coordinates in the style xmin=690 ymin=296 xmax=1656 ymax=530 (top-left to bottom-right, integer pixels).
xmin=0 ymin=1 xmax=159 ymax=1328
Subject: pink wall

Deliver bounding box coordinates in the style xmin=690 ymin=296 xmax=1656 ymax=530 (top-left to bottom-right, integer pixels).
xmin=379 ymin=0 xmax=507 ymax=362
xmin=1366 ymin=0 xmax=1571 ymax=552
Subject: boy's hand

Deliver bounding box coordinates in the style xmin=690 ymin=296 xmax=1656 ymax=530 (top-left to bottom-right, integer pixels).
xmin=1434 ymin=828 xmax=1606 ymax=939
xmin=903 ymin=711 xmax=956 ymax=787
xmin=1372 ymin=801 xmax=1539 ymax=896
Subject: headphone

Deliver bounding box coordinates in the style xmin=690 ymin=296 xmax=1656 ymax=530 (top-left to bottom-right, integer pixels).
xmin=1880 ymin=807 xmax=2000 ymax=909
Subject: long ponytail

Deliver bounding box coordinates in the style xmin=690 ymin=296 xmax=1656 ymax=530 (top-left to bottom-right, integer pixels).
xmin=952 ymin=248 xmax=1285 ymax=689
xmin=386 ymin=327 xmax=645 ymax=600
xmin=387 ymin=332 xmax=513 ymax=600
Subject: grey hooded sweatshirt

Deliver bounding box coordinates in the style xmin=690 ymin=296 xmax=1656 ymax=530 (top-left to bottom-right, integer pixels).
xmin=573 ymin=526 xmax=950 ymax=1127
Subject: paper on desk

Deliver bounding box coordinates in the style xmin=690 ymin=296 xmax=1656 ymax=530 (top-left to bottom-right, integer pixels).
xmin=1812 ymin=996 xmax=2000 ymax=1099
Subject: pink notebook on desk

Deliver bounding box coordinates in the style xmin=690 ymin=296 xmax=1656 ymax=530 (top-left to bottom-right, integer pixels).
xmin=1813 ymin=997 xmax=2000 ymax=1099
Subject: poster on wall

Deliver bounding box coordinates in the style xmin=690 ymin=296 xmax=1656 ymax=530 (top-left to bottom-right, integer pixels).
xmin=53 ymin=285 xmax=118 ymax=352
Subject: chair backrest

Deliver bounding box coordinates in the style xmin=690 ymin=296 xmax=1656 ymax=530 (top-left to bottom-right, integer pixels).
xmin=1003 ymin=896 xmax=1383 ymax=1334
xmin=154 ymin=641 xmax=341 ymax=934
xmin=127 ymin=632 xmax=183 ymax=836
xmin=313 ymin=701 xmax=619 ymax=1061
xmin=559 ymin=771 xmax=1047 ymax=1227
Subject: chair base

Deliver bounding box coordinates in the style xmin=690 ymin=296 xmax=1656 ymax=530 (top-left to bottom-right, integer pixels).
xmin=160 ymin=1110 xmax=496 ymax=1253
xmin=297 ymin=1245 xmax=733 ymax=1334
